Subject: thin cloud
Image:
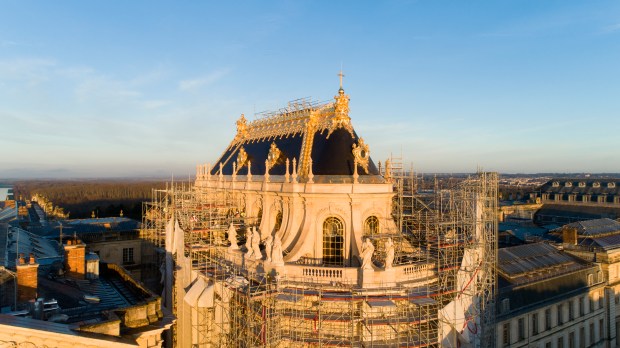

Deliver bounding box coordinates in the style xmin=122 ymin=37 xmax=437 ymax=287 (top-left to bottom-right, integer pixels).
xmin=178 ymin=68 xmax=230 ymax=92
xmin=601 ymin=23 xmax=620 ymax=33
xmin=142 ymin=99 xmax=171 ymax=109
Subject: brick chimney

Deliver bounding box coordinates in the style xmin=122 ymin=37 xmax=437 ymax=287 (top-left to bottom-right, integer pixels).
xmin=16 ymin=253 xmax=39 ymax=303
xmin=64 ymin=238 xmax=86 ymax=279
xmin=562 ymin=227 xmax=578 ymax=245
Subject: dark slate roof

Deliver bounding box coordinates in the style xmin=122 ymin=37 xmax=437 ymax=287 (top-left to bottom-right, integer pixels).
xmin=212 ymin=128 xmax=379 ymax=176
xmin=539 ymin=178 xmax=620 ymax=195
xmin=28 ymin=218 xmax=140 ymax=239
xmin=534 ymin=204 xmax=620 ymax=222
xmin=2 ymin=226 xmax=63 ymax=268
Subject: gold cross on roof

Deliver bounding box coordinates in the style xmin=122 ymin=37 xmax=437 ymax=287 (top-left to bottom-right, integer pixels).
xmin=338 ymin=70 xmax=345 ymax=89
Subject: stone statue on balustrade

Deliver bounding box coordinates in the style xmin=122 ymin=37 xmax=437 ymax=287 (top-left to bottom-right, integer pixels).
xmin=228 ymin=223 xmax=238 ymax=250
xmin=251 ymin=227 xmax=262 ymax=260
xmin=264 ymin=234 xmax=273 ymax=262
xmin=360 ymin=238 xmax=375 ymax=270
xmin=245 ymin=227 xmax=253 ymax=257
xmin=271 ymin=234 xmax=284 ymax=266
xmin=384 ymin=237 xmax=394 ymax=270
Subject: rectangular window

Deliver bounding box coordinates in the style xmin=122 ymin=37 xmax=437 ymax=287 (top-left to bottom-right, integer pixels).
xmin=569 ymin=300 xmax=574 ymax=320
xmin=502 ymin=322 xmax=510 ymax=345
xmin=557 ymin=336 xmax=564 ymax=348
xmin=545 ymin=308 xmax=551 ymax=329
xmin=590 ymin=322 xmax=595 ymax=344
xmin=532 ymin=312 xmax=539 ymax=335
xmin=580 ymin=326 xmax=585 ymax=347
xmin=600 ymin=318 xmax=604 ymax=342
xmin=599 ymin=291 xmax=604 ymax=309
xmin=579 ymin=297 xmax=584 ymax=316
xmin=122 ymin=247 xmax=134 ymax=264
xmin=569 ymin=331 xmax=575 ymax=348
xmin=590 ymin=296 xmax=595 ymax=312
xmin=557 ymin=304 xmax=563 ymax=325
xmin=518 ymin=317 xmax=525 ymax=340
xmin=501 ymin=298 xmax=510 ymax=313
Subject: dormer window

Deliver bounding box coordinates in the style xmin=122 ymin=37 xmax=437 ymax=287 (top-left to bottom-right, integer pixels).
xmin=579 ymin=182 xmax=586 ymax=188
xmin=552 ymin=181 xmax=560 ymax=187
xmin=609 ymin=182 xmax=616 ymax=188
xmin=593 ymin=182 xmax=601 ymax=188
xmin=565 ymin=182 xmax=572 ymax=188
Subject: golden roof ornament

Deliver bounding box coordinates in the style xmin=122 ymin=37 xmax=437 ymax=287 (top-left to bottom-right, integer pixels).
xmin=235 ymin=114 xmax=248 ymax=141
xmin=352 ymin=137 xmax=370 ymax=174
xmin=267 ymin=142 xmax=282 ymax=168
xmin=326 ymin=71 xmax=354 ymax=139
xmin=235 ymin=146 xmax=248 ymax=173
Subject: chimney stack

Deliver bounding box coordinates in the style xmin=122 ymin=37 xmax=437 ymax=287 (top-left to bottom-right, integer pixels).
xmin=16 ymin=253 xmax=39 ymax=303
xmin=64 ymin=238 xmax=86 ymax=279
xmin=562 ymin=227 xmax=578 ymax=245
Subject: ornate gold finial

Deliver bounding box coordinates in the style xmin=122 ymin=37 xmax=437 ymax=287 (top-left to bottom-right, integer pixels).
xmin=326 ymin=82 xmax=354 ymax=139
xmin=267 ymin=142 xmax=282 ymax=168
xmin=235 ymin=114 xmax=248 ymax=141
xmin=384 ymin=158 xmax=392 ymax=183
xmin=235 ymin=147 xmax=248 ymax=173
xmin=352 ymin=138 xmax=370 ymax=174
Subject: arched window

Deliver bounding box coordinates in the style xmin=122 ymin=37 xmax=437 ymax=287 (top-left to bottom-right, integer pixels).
xmin=274 ymin=211 xmax=283 ymax=233
xmin=323 ymin=217 xmax=344 ymax=266
xmin=364 ymin=216 xmax=380 ymax=235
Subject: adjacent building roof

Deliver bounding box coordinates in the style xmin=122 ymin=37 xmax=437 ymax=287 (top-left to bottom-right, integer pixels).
xmin=562 ymin=218 xmax=620 ymax=237
xmin=28 ymin=217 xmax=140 ymax=239
xmin=497 ymin=242 xmax=602 ymax=318
xmin=498 ymin=242 xmax=589 ymax=285
xmin=1 ymin=224 xmax=63 ymax=268
xmin=539 ymin=178 xmax=620 ymax=194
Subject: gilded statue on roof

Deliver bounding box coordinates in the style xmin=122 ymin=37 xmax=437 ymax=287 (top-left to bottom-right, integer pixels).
xmin=235 ymin=147 xmax=248 ymax=173
xmin=235 ymin=114 xmax=248 ymax=141
xmin=267 ymin=142 xmax=282 ymax=168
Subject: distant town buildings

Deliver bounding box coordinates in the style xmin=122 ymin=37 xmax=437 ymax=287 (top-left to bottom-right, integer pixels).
xmin=0 ymin=188 xmax=172 ymax=347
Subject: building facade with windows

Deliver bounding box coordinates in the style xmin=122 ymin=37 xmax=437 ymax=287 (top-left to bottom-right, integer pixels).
xmin=556 ymin=218 xmax=620 ymax=344
xmin=496 ymin=242 xmax=613 ymax=348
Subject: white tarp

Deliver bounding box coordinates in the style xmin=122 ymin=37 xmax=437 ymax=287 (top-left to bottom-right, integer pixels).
xmin=184 ymin=277 xmax=214 ymax=308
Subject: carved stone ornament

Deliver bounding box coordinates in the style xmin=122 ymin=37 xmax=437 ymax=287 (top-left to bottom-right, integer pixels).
xmin=352 ymin=137 xmax=370 ymax=174
xmin=267 ymin=142 xmax=282 ymax=168
xmin=236 ymin=146 xmax=248 ymax=173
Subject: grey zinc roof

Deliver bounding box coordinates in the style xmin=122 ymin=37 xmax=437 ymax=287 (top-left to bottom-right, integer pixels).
xmin=563 ymin=218 xmax=620 ymax=237
xmin=579 ymin=234 xmax=620 ymax=250
xmin=498 ymin=243 xmax=587 ymax=284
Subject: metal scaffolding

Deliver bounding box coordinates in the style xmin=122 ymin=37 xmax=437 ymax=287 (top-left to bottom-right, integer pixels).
xmin=141 ymin=167 xmax=497 ymax=347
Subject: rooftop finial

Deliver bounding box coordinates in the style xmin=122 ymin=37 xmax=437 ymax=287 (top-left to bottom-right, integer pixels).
xmin=338 ymin=69 xmax=345 ymax=91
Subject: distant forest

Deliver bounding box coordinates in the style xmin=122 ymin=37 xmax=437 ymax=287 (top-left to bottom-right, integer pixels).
xmin=12 ymin=180 xmax=167 ymax=220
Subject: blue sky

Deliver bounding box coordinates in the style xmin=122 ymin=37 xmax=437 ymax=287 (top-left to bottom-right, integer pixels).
xmin=1 ymin=1 xmax=619 ymax=178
